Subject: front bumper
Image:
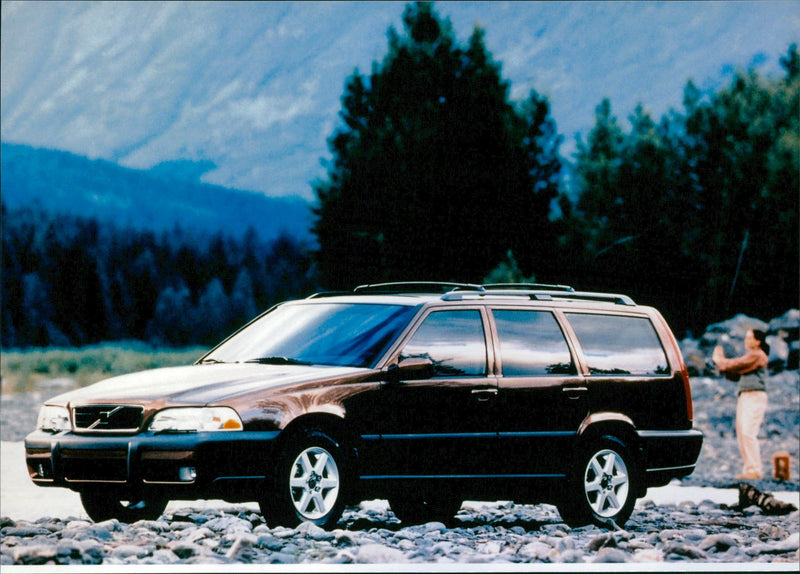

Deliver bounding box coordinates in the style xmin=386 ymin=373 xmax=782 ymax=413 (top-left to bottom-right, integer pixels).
xmin=24 ymin=429 xmax=281 ymax=500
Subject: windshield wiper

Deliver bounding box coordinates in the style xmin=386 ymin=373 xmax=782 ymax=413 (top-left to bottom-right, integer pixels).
xmin=199 ymin=358 xmax=226 ymax=364
xmin=243 ymin=356 xmax=312 ymax=366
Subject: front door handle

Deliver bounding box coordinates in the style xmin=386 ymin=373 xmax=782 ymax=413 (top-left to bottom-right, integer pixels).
xmin=562 ymin=386 xmax=588 ymax=399
xmin=471 ymin=388 xmax=498 ymax=401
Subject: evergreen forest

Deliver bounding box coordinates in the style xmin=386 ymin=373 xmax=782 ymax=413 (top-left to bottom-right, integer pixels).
xmin=2 ymin=2 xmax=798 ymax=349
xmin=1 ymin=204 xmax=316 ymax=348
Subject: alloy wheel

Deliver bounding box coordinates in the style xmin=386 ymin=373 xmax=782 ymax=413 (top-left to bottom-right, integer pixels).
xmin=583 ymin=448 xmax=630 ymax=518
xmin=288 ymin=446 xmax=340 ymax=520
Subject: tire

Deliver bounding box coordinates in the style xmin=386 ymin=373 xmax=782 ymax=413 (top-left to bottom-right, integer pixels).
xmin=260 ymin=428 xmax=349 ymax=529
xmin=557 ymin=437 xmax=638 ymax=529
xmin=389 ymin=493 xmax=462 ymax=525
xmin=80 ymin=490 xmax=167 ymax=523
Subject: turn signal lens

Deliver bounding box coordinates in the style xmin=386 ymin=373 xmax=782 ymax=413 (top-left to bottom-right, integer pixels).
xmin=222 ymin=418 xmax=243 ymax=430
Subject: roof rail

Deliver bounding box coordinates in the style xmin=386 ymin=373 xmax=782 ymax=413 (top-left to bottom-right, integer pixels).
xmin=353 ymin=282 xmax=484 ymax=294
xmin=442 ymin=289 xmax=636 ymax=306
xmin=541 ymin=291 xmax=636 ymax=306
xmin=482 ymin=283 xmax=574 ymax=292
xmin=306 ymin=291 xmax=353 ymax=299
xmin=338 ymin=281 xmax=635 ymax=306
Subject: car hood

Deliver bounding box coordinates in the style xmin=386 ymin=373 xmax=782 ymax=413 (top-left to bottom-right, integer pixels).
xmin=45 ymin=363 xmax=368 ymax=406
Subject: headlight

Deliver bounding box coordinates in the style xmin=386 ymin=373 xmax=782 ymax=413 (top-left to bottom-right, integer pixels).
xmin=37 ymin=405 xmax=71 ymax=432
xmin=149 ymin=407 xmax=243 ymax=432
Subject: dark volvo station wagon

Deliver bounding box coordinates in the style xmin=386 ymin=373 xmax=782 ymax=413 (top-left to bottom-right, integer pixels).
xmin=26 ymin=283 xmax=703 ymax=528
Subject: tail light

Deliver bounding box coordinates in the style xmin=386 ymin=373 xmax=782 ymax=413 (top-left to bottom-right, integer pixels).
xmin=655 ymin=311 xmax=694 ymax=423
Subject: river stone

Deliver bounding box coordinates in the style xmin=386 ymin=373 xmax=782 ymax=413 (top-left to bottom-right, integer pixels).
xmin=355 ymin=544 xmax=408 ymax=563
xmin=146 ymin=549 xmax=182 ymax=564
xmin=55 ymin=539 xmax=82 ymax=558
xmin=518 ymin=540 xmax=553 ymax=561
xmin=1 ymin=526 xmax=52 ymax=537
xmin=13 ymin=544 xmax=58 ymax=565
xmin=225 ymin=533 xmax=257 ymax=560
xmin=294 ymin=521 xmax=334 ymax=541
xmin=110 ymin=544 xmax=152 ymax=559
xmin=168 ymin=541 xmax=205 ymax=559
xmin=593 ymin=547 xmax=629 ymax=563
xmin=699 ymin=533 xmax=738 ymax=552
xmin=663 ymin=543 xmax=707 ymax=560
xmin=632 ymin=548 xmax=664 ymax=562
xmin=203 ymin=515 xmax=252 ymax=534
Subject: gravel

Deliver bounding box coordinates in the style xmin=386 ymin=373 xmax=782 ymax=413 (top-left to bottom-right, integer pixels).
xmin=1 ymin=369 xmax=797 ymax=566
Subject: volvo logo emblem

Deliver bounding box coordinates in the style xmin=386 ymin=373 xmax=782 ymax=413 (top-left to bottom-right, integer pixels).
xmin=88 ymin=406 xmax=123 ymax=429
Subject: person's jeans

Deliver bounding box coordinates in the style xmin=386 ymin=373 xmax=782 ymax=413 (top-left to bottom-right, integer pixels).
xmin=736 ymin=390 xmax=768 ymax=476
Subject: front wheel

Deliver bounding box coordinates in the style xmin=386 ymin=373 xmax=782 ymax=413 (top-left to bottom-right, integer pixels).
xmin=80 ymin=490 xmax=167 ymax=523
xmin=557 ymin=438 xmax=638 ymax=529
xmin=260 ymin=429 xmax=349 ymax=528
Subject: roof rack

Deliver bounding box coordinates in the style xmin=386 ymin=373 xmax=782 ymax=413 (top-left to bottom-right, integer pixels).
xmin=353 ymin=282 xmax=483 ymax=294
xmin=314 ymin=282 xmax=635 ymax=306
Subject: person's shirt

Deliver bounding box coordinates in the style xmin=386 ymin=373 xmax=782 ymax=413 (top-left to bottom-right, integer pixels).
xmin=716 ymin=348 xmax=768 ymax=394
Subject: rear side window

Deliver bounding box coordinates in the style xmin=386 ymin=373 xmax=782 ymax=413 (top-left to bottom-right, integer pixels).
xmin=399 ymin=310 xmax=487 ymax=376
xmin=566 ymin=313 xmax=669 ymax=376
xmin=492 ymin=310 xmax=576 ymax=376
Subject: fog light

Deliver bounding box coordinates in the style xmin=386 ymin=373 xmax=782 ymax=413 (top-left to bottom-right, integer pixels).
xmin=179 ymin=466 xmax=197 ymax=482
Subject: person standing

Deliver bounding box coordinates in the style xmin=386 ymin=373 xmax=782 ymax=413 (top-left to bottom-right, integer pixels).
xmin=712 ymin=329 xmax=770 ymax=480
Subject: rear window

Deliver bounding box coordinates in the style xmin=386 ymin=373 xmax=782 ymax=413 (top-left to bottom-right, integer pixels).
xmin=492 ymin=309 xmax=576 ymax=376
xmin=566 ymin=313 xmax=669 ymax=376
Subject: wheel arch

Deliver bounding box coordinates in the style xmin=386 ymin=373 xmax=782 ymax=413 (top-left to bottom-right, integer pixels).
xmin=576 ymin=413 xmax=646 ymax=497
xmin=277 ymin=412 xmax=361 ymax=496
xmin=280 ymin=411 xmax=353 ymax=446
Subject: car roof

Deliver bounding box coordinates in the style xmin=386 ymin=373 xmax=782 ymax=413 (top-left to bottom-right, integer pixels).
xmin=302 ymin=282 xmax=642 ymax=309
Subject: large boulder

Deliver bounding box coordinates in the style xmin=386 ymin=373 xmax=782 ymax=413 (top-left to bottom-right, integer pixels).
xmin=686 ymin=310 xmax=798 ymax=375
xmin=700 ymin=314 xmax=769 ymax=354
xmin=768 ymin=309 xmax=799 ymax=371
xmin=768 ymin=309 xmax=800 ymax=335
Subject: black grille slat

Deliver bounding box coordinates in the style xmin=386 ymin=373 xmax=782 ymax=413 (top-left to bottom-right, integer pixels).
xmin=73 ymin=405 xmax=143 ymax=432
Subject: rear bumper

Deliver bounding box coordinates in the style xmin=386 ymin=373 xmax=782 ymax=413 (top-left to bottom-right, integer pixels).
xmin=24 ymin=429 xmax=281 ymax=500
xmin=637 ymin=428 xmax=704 ymax=487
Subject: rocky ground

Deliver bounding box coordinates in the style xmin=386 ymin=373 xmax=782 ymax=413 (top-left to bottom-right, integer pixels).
xmin=1 ymin=311 xmax=798 ymax=566
xmin=1 ymin=495 xmax=799 ymax=566
xmin=1 ymin=370 xmax=797 ymax=567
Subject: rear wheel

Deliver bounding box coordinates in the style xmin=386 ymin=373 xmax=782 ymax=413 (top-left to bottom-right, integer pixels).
xmin=80 ymin=490 xmax=167 ymax=523
xmin=557 ymin=438 xmax=638 ymax=529
xmin=260 ymin=428 xmax=349 ymax=528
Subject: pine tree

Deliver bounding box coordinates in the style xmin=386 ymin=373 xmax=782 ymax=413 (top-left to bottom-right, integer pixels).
xmin=313 ymin=2 xmax=563 ymax=289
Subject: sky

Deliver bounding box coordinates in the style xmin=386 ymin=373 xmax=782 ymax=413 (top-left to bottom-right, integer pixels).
xmin=2 ymin=1 xmax=799 ymax=200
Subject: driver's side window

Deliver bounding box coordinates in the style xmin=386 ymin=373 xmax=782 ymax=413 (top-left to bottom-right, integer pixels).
xmin=399 ymin=310 xmax=487 ymax=377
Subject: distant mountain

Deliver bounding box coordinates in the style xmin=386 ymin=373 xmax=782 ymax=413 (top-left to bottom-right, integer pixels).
xmin=3 ymin=2 xmax=795 ymax=198
xmin=0 ymin=143 xmax=314 ymax=242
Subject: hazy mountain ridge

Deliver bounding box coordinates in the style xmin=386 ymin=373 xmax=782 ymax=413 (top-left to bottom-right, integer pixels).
xmin=0 ymin=143 xmax=313 ymax=241
xmin=2 ymin=2 xmax=797 ymax=199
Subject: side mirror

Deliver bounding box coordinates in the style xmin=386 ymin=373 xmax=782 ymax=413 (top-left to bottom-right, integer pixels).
xmin=386 ymin=357 xmax=434 ymax=384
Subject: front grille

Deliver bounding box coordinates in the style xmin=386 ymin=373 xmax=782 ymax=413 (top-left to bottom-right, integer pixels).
xmin=73 ymin=405 xmax=144 ymax=432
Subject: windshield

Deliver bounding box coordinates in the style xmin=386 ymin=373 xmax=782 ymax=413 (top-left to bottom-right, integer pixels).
xmin=202 ymin=302 xmax=419 ymax=368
